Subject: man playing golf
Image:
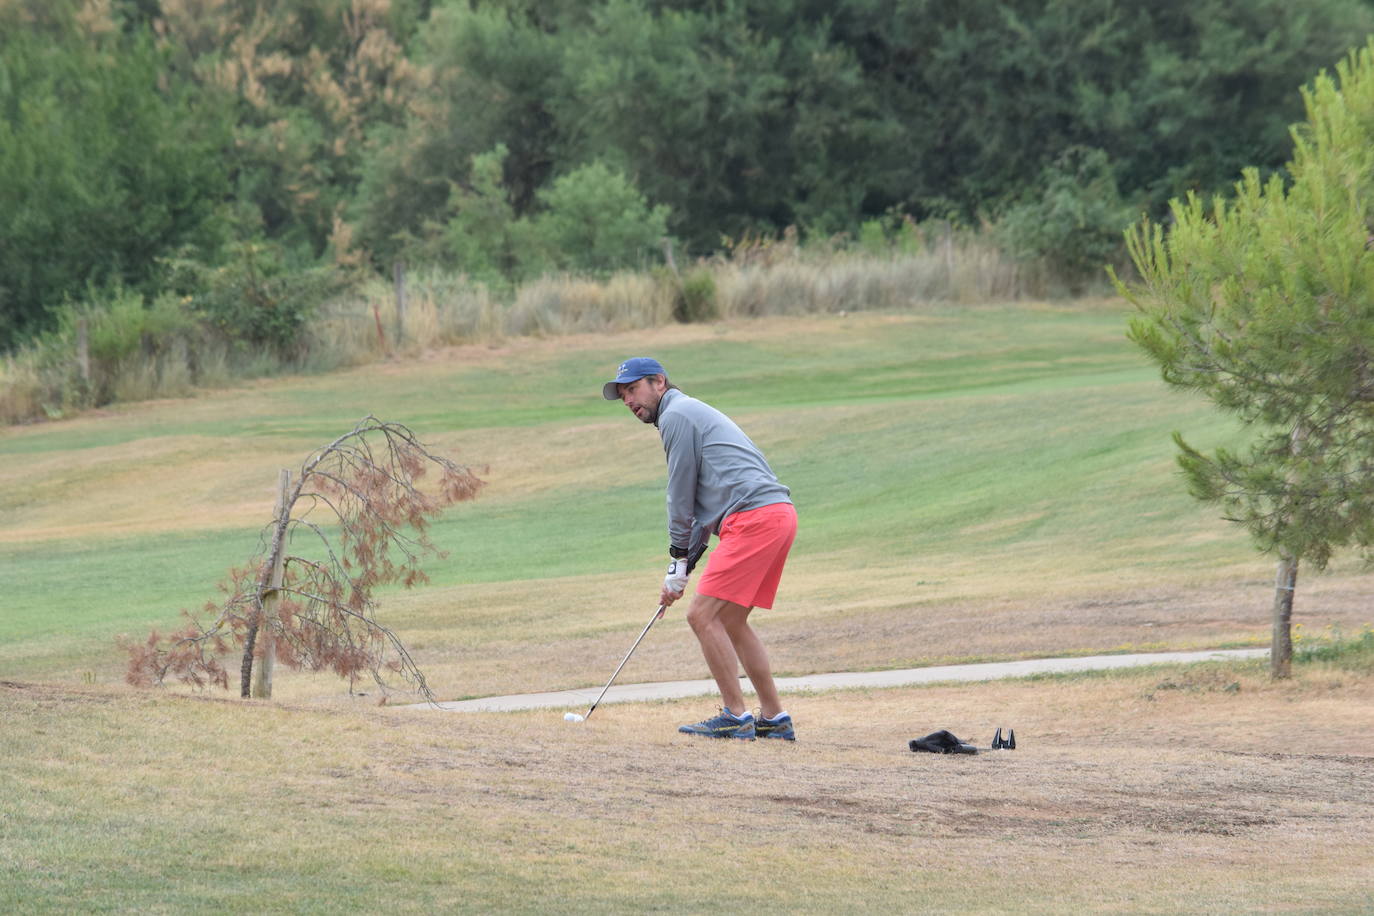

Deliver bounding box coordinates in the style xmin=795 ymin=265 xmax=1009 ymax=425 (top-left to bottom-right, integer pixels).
xmin=603 ymin=357 xmax=797 ymax=740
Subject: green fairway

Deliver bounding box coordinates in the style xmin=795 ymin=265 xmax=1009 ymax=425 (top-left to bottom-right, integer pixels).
xmin=1 ymin=303 xmax=1360 ymax=692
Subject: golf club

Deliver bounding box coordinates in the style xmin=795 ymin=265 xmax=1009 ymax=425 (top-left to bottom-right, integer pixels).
xmin=581 ymin=542 xmax=708 ymax=721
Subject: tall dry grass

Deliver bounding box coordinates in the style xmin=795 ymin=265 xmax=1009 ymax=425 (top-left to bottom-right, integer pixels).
xmin=0 ymin=328 xmax=279 ymax=425
xmin=503 ymin=271 xmax=675 ymax=336
xmin=306 ymin=268 xmax=504 ymax=367
xmin=714 ymin=236 xmax=1035 ymax=317
xmin=1 ymin=232 xmax=1053 ymax=426
xmin=0 ymin=355 xmax=43 ymax=424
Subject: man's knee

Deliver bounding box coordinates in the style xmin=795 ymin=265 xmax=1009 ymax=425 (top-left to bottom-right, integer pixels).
xmin=684 ymin=596 xmax=714 ymax=634
xmin=685 ymin=595 xmax=738 ymax=634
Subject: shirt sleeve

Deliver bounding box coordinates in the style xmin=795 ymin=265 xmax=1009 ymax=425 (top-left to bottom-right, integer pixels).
xmin=659 ymin=409 xmax=700 ymax=551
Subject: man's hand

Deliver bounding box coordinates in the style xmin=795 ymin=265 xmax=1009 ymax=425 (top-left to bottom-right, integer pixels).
xmin=661 ymin=556 xmax=691 ymax=606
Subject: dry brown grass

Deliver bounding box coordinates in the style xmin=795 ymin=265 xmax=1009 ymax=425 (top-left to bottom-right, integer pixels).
xmin=5 ymin=665 xmax=1372 ymax=912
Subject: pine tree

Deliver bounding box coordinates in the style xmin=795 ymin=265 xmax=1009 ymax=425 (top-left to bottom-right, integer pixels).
xmin=1115 ymin=39 xmax=1374 ymax=677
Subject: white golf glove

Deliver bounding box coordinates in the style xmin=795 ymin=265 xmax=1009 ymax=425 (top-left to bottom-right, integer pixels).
xmin=663 ymin=557 xmax=691 ymax=596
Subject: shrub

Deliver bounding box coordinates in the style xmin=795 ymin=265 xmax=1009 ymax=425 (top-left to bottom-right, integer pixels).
xmin=1294 ymin=624 xmax=1374 ymax=672
xmin=77 ymin=291 xmax=206 ymax=404
xmin=999 ymin=147 xmax=1135 ymax=293
xmin=856 ymin=213 xmax=923 ymax=257
xmin=524 ymin=161 xmax=670 ymax=276
xmin=672 ymin=268 xmax=719 ymax=323
xmin=164 ymin=241 xmax=346 ymax=355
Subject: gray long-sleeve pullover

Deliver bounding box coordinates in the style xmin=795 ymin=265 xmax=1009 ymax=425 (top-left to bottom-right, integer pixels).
xmin=656 ymin=388 xmax=791 ymax=551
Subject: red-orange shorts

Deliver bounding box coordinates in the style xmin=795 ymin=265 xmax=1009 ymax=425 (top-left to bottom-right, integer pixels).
xmin=695 ymin=502 xmax=797 ymax=609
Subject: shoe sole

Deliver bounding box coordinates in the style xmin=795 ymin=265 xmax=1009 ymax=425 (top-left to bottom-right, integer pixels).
xmin=678 ymin=730 xmax=756 ymax=740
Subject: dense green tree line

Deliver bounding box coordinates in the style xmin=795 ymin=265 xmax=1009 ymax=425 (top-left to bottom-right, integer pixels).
xmin=0 ymin=3 xmax=230 ymax=347
xmin=3 ymin=0 xmax=1373 ymax=349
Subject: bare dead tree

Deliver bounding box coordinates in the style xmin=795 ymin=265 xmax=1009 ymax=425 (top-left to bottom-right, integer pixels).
xmin=125 ymin=416 xmax=484 ymax=701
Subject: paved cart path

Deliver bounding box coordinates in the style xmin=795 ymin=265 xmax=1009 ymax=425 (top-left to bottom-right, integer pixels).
xmin=403 ymin=648 xmax=1269 ymax=713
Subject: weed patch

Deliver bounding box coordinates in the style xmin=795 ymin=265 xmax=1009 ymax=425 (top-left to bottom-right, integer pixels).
xmin=1295 ymin=623 xmax=1374 ymax=672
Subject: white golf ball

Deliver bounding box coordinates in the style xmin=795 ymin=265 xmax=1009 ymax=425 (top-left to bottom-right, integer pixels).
xmin=564 ymin=712 xmax=584 ymax=722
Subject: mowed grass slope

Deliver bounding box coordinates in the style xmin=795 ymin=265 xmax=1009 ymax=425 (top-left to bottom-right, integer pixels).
xmin=2 ymin=303 xmax=1369 ymax=697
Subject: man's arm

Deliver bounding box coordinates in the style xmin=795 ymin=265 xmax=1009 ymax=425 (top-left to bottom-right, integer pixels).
xmin=659 ymin=410 xmax=700 ymax=552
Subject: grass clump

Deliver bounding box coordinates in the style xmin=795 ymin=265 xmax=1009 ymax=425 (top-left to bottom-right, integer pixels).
xmin=1295 ymin=623 xmax=1374 ymax=671
xmin=713 ymin=224 xmax=1032 ymax=317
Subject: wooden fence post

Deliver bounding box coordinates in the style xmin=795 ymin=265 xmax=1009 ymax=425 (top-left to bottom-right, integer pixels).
xmin=660 ymin=237 xmax=682 ymax=283
xmin=76 ymin=318 xmax=90 ymax=388
xmin=943 ymin=220 xmax=955 ymax=276
xmin=393 ymin=260 xmax=407 ymax=346
xmin=251 ymin=468 xmax=291 ymax=699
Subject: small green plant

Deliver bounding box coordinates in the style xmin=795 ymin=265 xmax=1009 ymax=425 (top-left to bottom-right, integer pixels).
xmin=856 ymin=212 xmax=923 ymax=257
xmin=1294 ymin=623 xmax=1374 ymax=670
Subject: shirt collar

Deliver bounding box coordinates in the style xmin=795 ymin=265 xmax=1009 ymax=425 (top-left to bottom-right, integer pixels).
xmin=653 ymin=388 xmax=681 ymax=428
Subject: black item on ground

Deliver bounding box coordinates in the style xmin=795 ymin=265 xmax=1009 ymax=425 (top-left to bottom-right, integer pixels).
xmin=908 ymin=730 xmax=979 ymax=754
xmin=909 ymin=727 xmax=1019 ymax=754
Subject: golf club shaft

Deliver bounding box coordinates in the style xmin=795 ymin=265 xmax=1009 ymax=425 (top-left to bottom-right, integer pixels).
xmin=583 ymin=543 xmax=707 ymax=720
xmin=584 ymin=604 xmax=663 ymax=719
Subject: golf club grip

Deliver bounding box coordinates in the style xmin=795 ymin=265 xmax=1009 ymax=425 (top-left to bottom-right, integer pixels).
xmin=663 ymin=542 xmax=706 ymax=615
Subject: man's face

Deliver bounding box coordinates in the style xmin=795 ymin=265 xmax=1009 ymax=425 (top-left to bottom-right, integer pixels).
xmin=618 ymin=375 xmax=667 ymax=424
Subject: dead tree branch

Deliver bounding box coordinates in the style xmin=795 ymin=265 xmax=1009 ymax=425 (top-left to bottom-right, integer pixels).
xmin=124 ymin=416 xmax=485 ymax=702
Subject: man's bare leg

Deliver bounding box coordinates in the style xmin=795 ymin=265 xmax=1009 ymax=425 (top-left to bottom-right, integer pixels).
xmin=719 ymin=603 xmax=783 ymax=719
xmin=686 ymin=594 xmax=783 ymax=718
xmin=685 ymin=594 xmax=749 ymax=712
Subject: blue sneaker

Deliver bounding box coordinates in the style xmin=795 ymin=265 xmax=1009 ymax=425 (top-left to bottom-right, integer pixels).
xmin=678 ymin=707 xmax=755 ymax=739
xmin=755 ymin=711 xmax=795 ymax=741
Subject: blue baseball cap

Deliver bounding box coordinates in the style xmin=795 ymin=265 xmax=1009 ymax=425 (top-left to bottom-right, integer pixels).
xmin=602 ymin=357 xmax=667 ymax=400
